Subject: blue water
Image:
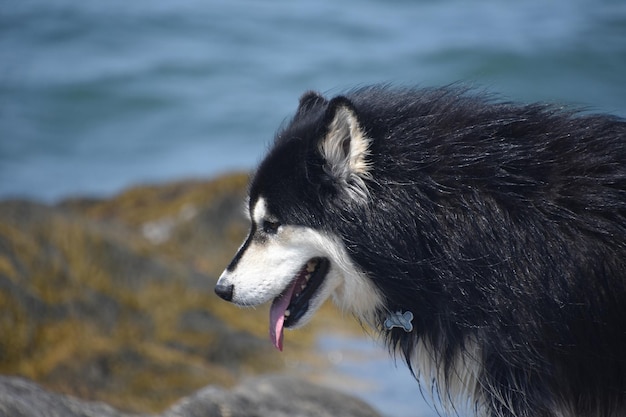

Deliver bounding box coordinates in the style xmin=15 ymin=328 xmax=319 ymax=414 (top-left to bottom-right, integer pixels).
xmin=317 ymin=334 xmax=440 ymax=417
xmin=1 ymin=0 xmax=625 ymax=202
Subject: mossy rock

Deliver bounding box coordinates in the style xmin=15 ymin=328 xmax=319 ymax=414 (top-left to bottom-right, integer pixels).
xmin=0 ymin=173 xmax=290 ymax=413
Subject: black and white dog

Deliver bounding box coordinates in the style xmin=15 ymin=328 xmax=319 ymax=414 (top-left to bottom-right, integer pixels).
xmin=215 ymin=86 xmax=626 ymax=417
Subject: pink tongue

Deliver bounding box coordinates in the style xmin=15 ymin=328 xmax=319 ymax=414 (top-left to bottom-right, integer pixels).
xmin=269 ymin=281 xmax=297 ymax=351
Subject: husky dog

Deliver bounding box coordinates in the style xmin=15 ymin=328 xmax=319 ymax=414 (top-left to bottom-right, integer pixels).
xmin=215 ymin=86 xmax=626 ymax=417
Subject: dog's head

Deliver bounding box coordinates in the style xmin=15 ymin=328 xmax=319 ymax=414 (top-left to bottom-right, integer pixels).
xmin=215 ymin=91 xmax=383 ymax=350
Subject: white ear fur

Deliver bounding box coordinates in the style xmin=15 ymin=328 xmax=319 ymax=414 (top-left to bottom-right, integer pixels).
xmin=319 ymin=102 xmax=372 ymax=200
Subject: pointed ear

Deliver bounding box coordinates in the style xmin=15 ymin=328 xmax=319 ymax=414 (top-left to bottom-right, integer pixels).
xmin=318 ymin=96 xmax=372 ymax=200
xmin=296 ymin=91 xmax=327 ymax=117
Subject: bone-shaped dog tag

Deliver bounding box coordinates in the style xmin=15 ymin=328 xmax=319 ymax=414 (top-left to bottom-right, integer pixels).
xmin=384 ymin=311 xmax=414 ymax=332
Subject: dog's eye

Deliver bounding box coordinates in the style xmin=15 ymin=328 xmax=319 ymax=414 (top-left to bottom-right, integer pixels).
xmin=262 ymin=220 xmax=281 ymax=234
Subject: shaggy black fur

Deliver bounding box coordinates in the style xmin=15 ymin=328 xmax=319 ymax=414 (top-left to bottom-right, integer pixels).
xmin=251 ymin=86 xmax=626 ymax=417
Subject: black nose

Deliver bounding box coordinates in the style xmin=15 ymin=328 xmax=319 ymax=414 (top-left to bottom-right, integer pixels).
xmin=214 ymin=283 xmax=234 ymax=301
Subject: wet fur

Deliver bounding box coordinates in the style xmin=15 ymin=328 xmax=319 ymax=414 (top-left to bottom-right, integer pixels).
xmin=230 ymin=86 xmax=626 ymax=416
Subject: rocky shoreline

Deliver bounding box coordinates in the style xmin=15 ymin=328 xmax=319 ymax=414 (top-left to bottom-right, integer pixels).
xmin=0 ymin=173 xmax=381 ymax=416
xmin=0 ymin=374 xmax=381 ymax=417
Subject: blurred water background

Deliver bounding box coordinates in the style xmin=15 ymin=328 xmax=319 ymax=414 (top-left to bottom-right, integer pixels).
xmin=2 ymin=0 xmax=625 ymax=202
xmin=1 ymin=1 xmax=625 ymax=416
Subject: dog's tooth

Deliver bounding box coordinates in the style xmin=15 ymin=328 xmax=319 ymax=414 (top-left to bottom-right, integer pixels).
xmin=284 ymin=310 xmax=290 ymax=317
xmin=306 ymin=261 xmax=316 ymax=273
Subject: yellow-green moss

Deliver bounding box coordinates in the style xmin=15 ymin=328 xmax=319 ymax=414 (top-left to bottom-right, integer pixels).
xmin=70 ymin=173 xmax=249 ymax=227
xmin=0 ymin=173 xmax=362 ymax=413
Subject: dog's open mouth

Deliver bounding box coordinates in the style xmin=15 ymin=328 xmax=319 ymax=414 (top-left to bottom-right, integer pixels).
xmin=269 ymin=257 xmax=330 ymax=351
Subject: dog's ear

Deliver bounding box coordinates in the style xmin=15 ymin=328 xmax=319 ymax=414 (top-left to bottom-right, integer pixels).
xmin=296 ymin=91 xmax=327 ymax=117
xmin=318 ymin=96 xmax=372 ymax=200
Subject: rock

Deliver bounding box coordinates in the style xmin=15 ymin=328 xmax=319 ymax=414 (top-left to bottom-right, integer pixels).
xmin=166 ymin=375 xmax=383 ymax=417
xmin=0 ymin=376 xmax=143 ymax=417
xmin=0 ymin=375 xmax=382 ymax=417
xmin=0 ymin=173 xmax=369 ymax=414
xmin=0 ymin=174 xmax=279 ymax=412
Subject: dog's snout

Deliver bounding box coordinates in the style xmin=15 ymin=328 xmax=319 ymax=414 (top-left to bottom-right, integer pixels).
xmin=215 ymin=283 xmax=234 ymax=301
